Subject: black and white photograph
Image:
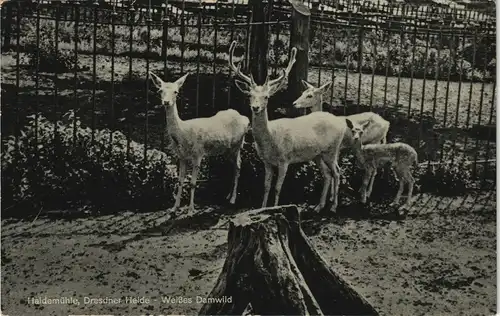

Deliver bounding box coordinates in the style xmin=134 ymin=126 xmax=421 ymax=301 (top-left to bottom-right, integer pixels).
xmin=0 ymin=0 xmax=497 ymax=315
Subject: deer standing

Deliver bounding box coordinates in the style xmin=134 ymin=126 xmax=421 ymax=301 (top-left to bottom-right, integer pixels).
xmin=149 ymin=72 xmax=250 ymax=213
xmin=292 ymin=80 xmax=391 ymax=196
xmin=346 ymin=118 xmax=418 ymax=209
xmin=229 ymin=41 xmax=347 ymax=212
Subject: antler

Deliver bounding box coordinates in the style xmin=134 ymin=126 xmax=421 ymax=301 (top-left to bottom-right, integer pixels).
xmin=228 ymin=41 xmax=256 ymax=86
xmin=267 ymin=46 xmax=298 ymax=89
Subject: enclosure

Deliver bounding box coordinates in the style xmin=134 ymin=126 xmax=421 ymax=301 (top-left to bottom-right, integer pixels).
xmin=0 ymin=0 xmax=497 ymax=314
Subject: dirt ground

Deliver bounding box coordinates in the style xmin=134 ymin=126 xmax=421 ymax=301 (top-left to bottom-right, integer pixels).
xmin=1 ymin=191 xmax=496 ymax=316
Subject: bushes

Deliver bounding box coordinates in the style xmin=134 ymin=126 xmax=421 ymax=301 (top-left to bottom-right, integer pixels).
xmin=20 ymin=21 xmax=79 ymax=73
xmin=1 ymin=110 xmax=180 ymax=216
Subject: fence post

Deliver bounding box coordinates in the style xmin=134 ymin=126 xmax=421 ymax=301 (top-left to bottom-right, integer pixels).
xmin=288 ymin=0 xmax=310 ymax=117
xmin=248 ymin=0 xmax=269 ymax=84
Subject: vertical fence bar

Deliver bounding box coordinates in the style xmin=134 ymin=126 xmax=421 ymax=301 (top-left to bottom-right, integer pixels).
xmin=126 ymin=4 xmax=135 ymax=159
xmin=472 ymin=27 xmax=490 ymax=179
xmin=267 ymin=0 xmax=274 ymax=76
xmin=407 ymin=6 xmax=418 ymax=118
xmin=317 ymin=7 xmax=324 ymax=86
xmin=356 ymin=25 xmax=363 ymax=111
xmin=462 ymin=27 xmax=478 ymax=169
xmin=329 ymin=27 xmax=336 ymax=105
xmin=483 ymin=77 xmax=496 ymax=186
xmin=144 ymin=3 xmax=152 ymax=162
xmin=163 ymin=0 xmax=169 ymax=80
xmin=110 ymin=6 xmax=116 ymax=153
xmin=13 ymin=1 xmax=21 ymax=199
xmin=245 ymin=6 xmax=252 ymax=70
xmin=91 ymin=2 xmax=98 ymax=143
xmin=35 ymin=1 xmax=40 ymax=156
xmin=53 ymin=1 xmax=60 ymax=157
xmin=128 ymin=5 xmax=134 ymax=81
xmin=343 ymin=15 xmax=352 ymax=114
xmin=227 ymin=0 xmax=237 ymax=110
xmin=382 ymin=17 xmax=391 ymax=108
xmin=273 ymin=7 xmax=282 ymax=79
xmin=369 ymin=21 xmax=378 ymax=110
xmin=160 ymin=0 xmax=169 ymax=157
xmin=180 ymin=0 xmax=186 ymax=75
xmin=73 ymin=2 xmax=80 ymax=146
xmin=394 ymin=5 xmax=405 ymax=109
xmin=440 ymin=21 xmax=454 ymax=161
xmin=212 ymin=1 xmax=219 ymax=111
xmin=417 ymin=23 xmax=430 ymax=151
xmin=429 ymin=21 xmax=442 ymax=167
xmin=451 ymin=30 xmax=467 ymax=164
xmin=431 ymin=22 xmax=443 ymax=122
xmin=195 ymin=2 xmax=202 ymax=117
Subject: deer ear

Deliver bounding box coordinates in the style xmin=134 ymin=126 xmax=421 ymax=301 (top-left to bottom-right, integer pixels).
xmin=175 ymin=73 xmax=189 ymax=87
xmin=149 ymin=72 xmax=163 ymax=89
xmin=345 ymin=118 xmax=354 ymax=129
xmin=362 ymin=120 xmax=371 ymax=129
xmin=319 ymin=81 xmax=332 ymax=91
xmin=234 ymin=79 xmax=251 ymax=95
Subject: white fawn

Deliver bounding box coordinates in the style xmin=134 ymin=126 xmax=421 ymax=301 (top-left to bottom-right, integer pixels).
xmin=229 ymin=41 xmax=348 ymax=212
xmin=149 ymin=72 xmax=250 ymax=213
xmin=346 ymin=118 xmax=418 ymax=208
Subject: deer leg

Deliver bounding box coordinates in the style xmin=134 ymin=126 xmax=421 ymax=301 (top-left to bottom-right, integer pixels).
xmin=314 ymin=157 xmax=332 ymax=212
xmin=188 ymin=156 xmax=203 ymax=213
xmin=322 ymin=157 xmax=341 ymax=212
xmin=366 ymin=169 xmax=377 ymax=198
xmin=262 ymin=163 xmax=274 ymax=208
xmin=173 ymin=159 xmax=187 ymax=211
xmin=329 ymin=161 xmax=340 ymax=200
xmin=273 ymin=163 xmax=290 ymax=207
xmin=360 ymin=168 xmax=372 ymax=204
xmin=390 ymin=167 xmax=405 ymax=206
xmin=404 ymin=169 xmax=415 ymax=206
xmin=227 ymin=147 xmax=242 ymax=204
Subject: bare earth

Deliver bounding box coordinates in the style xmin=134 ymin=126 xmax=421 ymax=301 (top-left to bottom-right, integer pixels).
xmin=1 ymin=192 xmax=496 ymax=316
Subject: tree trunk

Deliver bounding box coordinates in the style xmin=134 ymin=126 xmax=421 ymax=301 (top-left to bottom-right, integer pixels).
xmin=199 ymin=205 xmax=380 ymax=316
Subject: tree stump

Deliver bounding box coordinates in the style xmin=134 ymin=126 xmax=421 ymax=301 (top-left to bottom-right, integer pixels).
xmin=199 ymin=205 xmax=380 ymax=316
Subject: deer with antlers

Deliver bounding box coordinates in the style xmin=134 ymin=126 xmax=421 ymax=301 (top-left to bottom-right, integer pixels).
xmin=149 ymin=72 xmax=250 ymax=213
xmin=228 ymin=41 xmax=348 ymax=212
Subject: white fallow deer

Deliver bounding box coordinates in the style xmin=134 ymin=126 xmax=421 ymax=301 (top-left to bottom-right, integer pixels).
xmin=292 ymin=80 xmax=391 ymax=196
xmin=149 ymin=72 xmax=250 ymax=213
xmin=346 ymin=118 xmax=418 ymax=211
xmin=228 ymin=41 xmax=348 ymax=212
xmin=292 ymin=80 xmax=390 ymax=147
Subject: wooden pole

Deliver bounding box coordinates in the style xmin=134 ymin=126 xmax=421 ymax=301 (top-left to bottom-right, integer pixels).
xmin=288 ymin=0 xmax=310 ymax=117
xmin=199 ymin=205 xmax=380 ymax=316
xmin=248 ymin=0 xmax=269 ymax=84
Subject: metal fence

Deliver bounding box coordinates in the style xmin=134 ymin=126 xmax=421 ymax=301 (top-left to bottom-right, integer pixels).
xmin=1 ymin=0 xmax=496 ymax=190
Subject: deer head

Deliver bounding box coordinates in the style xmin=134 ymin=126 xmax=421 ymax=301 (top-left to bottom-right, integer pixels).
xmin=346 ymin=118 xmax=371 ymax=145
xmin=150 ymin=72 xmax=189 ymax=107
xmin=228 ymin=41 xmax=297 ymax=114
xmin=292 ymin=80 xmax=333 ymax=109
